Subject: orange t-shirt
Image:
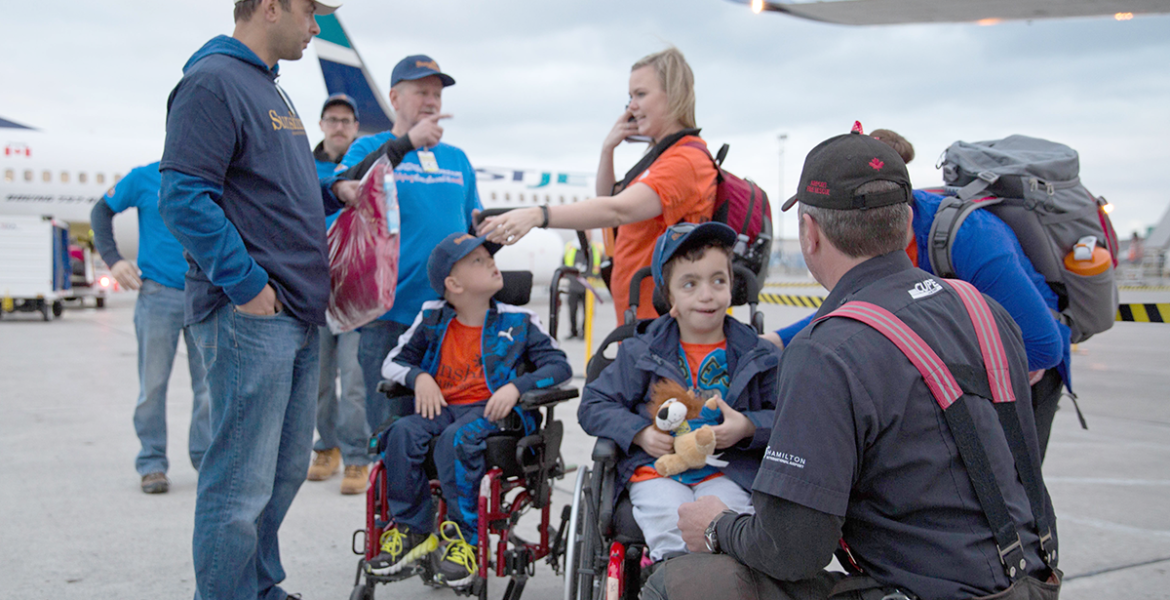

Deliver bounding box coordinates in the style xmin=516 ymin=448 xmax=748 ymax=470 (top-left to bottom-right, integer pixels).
xmin=611 ymin=136 xmax=717 ymax=321
xmin=680 ymin=340 xmax=726 ymax=389
xmin=433 ymin=319 xmax=491 ymax=405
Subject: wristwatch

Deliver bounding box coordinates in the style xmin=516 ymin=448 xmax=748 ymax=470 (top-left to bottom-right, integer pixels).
xmin=704 ymin=509 xmax=738 ymax=553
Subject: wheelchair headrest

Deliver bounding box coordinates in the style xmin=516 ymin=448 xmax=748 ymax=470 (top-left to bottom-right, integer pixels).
xmin=494 ymin=270 xmax=532 ymax=306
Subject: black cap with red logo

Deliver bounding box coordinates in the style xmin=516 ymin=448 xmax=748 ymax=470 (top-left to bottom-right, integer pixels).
xmin=781 ymin=129 xmax=911 ymax=212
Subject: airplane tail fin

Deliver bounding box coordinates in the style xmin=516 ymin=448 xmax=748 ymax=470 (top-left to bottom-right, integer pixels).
xmin=314 ymin=14 xmax=394 ymax=135
xmin=0 ymin=116 xmax=35 ymax=130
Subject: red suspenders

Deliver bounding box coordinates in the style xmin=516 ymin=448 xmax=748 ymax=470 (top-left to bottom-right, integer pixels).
xmin=815 ymin=279 xmax=1056 ymax=581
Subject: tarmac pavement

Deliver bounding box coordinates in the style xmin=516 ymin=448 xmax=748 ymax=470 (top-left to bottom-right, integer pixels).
xmin=1 ymin=282 xmax=1167 ymax=599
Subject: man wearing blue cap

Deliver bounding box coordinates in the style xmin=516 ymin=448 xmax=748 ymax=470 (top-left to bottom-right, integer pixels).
xmin=329 ymin=55 xmax=482 ymax=434
xmin=314 ymin=93 xmax=360 ymax=179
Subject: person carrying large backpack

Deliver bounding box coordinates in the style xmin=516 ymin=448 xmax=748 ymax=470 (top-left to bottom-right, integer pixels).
xmin=767 ymin=129 xmax=1117 ymax=461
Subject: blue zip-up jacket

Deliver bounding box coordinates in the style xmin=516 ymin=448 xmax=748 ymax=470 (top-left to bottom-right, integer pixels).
xmin=776 ymin=190 xmax=1071 ymax=389
xmin=382 ymin=299 xmax=571 ymax=397
xmin=159 ymin=35 xmax=342 ymax=326
xmin=579 ymin=315 xmax=781 ymax=500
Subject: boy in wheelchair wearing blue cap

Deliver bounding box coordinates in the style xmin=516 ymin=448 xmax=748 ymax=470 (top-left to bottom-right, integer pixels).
xmin=578 ymin=222 xmax=780 ymax=567
xmin=369 ymin=232 xmax=572 ymax=588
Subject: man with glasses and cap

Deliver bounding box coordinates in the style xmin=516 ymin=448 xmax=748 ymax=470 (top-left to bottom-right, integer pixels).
xmin=642 ymin=131 xmax=1060 ymax=600
xmin=328 ymin=54 xmax=482 ymax=434
xmin=158 ymin=2 xmax=358 ymax=599
xmin=314 ymin=92 xmax=360 ymax=178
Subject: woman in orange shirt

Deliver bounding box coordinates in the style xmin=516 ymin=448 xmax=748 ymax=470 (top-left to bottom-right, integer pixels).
xmin=478 ymin=47 xmax=717 ymax=321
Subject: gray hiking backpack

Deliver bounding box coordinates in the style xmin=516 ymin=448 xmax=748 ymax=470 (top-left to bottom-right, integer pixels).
xmin=930 ymin=135 xmax=1120 ymax=344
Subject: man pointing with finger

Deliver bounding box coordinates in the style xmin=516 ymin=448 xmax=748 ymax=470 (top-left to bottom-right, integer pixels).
xmin=332 ymin=54 xmax=482 ymax=431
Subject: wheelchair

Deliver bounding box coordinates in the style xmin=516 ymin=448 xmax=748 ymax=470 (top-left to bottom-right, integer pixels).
xmin=349 ymin=268 xmax=578 ymax=600
xmin=563 ymin=262 xmax=765 ymax=600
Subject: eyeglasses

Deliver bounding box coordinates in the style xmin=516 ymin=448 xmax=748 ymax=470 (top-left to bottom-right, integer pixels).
xmin=322 ymin=117 xmax=356 ymax=127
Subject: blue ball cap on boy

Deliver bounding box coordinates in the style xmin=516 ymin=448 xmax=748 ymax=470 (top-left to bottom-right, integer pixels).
xmin=651 ymin=222 xmax=739 ymax=289
xmin=391 ymin=54 xmax=456 ymax=87
xmin=427 ymin=232 xmax=502 ymax=294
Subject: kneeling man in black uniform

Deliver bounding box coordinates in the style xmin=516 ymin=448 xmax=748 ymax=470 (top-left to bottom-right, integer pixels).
xmin=645 ymin=130 xmax=1062 ymax=600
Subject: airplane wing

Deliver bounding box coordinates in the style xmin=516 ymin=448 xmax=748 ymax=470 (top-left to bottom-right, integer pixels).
xmin=727 ymin=0 xmax=1170 ymax=25
xmin=313 ymin=14 xmax=394 ymax=135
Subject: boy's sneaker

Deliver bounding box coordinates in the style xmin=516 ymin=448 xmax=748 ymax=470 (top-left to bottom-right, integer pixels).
xmin=432 ymin=521 xmax=478 ymax=588
xmin=366 ymin=526 xmax=437 ymax=575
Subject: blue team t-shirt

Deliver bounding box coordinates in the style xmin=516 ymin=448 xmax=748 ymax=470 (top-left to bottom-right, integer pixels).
xmin=102 ymin=162 xmax=188 ymax=290
xmin=338 ymin=131 xmax=482 ymax=324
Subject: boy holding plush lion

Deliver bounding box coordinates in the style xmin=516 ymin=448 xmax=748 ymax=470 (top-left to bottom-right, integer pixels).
xmin=578 ymin=222 xmax=780 ymax=564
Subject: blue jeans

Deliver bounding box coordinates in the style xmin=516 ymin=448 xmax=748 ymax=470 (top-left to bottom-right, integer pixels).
xmin=357 ymin=319 xmax=411 ymax=432
xmin=133 ymin=279 xmax=211 ymax=476
xmin=189 ymin=304 xmax=319 ymax=600
xmin=315 ymin=328 xmax=370 ymax=466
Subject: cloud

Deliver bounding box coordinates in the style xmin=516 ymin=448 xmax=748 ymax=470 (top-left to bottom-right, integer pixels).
xmin=4 ymin=0 xmax=1168 ymax=237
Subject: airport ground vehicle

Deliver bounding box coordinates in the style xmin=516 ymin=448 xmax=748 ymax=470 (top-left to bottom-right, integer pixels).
xmin=350 ymin=266 xmax=578 ymax=600
xmin=0 ymin=215 xmax=72 ymax=321
xmin=563 ymin=264 xmax=765 ymax=600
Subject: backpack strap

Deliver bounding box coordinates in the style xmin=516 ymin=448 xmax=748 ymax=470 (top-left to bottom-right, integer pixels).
xmin=814 ymin=283 xmax=1057 ymax=579
xmin=926 ymin=195 xmax=1005 ymax=278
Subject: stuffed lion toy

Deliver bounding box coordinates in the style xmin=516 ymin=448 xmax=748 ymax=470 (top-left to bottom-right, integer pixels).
xmin=646 ymin=379 xmax=722 ymax=477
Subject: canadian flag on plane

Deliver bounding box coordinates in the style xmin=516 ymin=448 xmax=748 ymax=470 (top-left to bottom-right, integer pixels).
xmin=4 ymin=143 xmax=31 ymax=157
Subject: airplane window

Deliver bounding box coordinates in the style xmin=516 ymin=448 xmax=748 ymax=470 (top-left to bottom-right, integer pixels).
xmin=504 ymin=193 xmax=510 ymax=202
xmin=61 ymin=171 xmax=70 ymax=183
xmin=79 ymin=172 xmax=87 ymax=184
xmin=24 ymin=170 xmax=33 ymax=182
xmin=114 ymin=173 xmax=123 ymax=183
xmin=490 ymin=191 xmax=497 ymax=201
xmin=545 ymin=195 xmax=551 ymax=203
xmin=519 ymin=193 xmax=525 ymax=202
xmin=43 ymin=170 xmax=51 ymax=183
xmin=3 ymin=169 xmax=12 ymax=183
xmin=559 ymin=195 xmax=565 ymax=204
xmin=96 ymin=173 xmax=105 ymax=185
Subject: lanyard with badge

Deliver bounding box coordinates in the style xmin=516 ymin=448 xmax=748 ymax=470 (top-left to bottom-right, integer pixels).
xmin=417 ymin=148 xmax=439 ymax=172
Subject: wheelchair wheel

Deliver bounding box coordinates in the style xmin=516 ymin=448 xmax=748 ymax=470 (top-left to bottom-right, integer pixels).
xmin=564 ymin=465 xmax=602 ymax=600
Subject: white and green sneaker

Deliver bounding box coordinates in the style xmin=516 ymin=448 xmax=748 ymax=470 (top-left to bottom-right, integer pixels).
xmin=431 ymin=521 xmax=479 ymax=588
xmin=366 ymin=525 xmax=438 ymax=575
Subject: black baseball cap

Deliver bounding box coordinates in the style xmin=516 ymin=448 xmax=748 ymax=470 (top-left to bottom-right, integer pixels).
xmin=780 ymin=131 xmax=911 ymax=212
xmin=320 ymin=93 xmax=358 ymax=120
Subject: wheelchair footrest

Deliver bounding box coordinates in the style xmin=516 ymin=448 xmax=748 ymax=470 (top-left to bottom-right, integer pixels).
xmin=503 ymin=546 xmax=536 ymax=578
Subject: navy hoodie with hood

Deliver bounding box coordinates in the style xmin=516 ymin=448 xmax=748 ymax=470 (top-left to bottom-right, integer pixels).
xmin=160 ymin=35 xmax=342 ymax=326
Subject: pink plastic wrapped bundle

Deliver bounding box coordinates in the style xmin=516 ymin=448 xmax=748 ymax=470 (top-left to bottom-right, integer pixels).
xmin=326 ymin=155 xmax=399 ymax=333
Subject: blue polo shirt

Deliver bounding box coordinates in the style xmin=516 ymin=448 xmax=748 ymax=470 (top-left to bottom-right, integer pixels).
xmin=102 ymin=162 xmax=188 ymax=290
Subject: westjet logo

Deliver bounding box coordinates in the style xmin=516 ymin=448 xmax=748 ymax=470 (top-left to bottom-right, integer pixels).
xmin=908 ymin=278 xmax=943 ymax=300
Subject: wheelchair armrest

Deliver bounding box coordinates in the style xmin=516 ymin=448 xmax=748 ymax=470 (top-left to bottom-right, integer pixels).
xmin=518 ymin=386 xmax=579 ymax=410
xmin=376 ymin=380 xmax=411 ymax=399
xmin=591 ymin=437 xmax=620 ymax=464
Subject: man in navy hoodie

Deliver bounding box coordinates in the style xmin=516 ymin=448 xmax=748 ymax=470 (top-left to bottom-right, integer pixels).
xmin=157 ymin=2 xmax=348 ymax=599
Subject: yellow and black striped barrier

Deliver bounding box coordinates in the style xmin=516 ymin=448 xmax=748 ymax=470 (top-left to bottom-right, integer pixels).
xmin=1116 ymin=303 xmax=1169 ymax=323
xmin=1118 ymin=285 xmax=1170 ymax=292
xmin=758 ymin=293 xmax=1167 ymax=323
xmin=759 ymin=293 xmax=825 ymax=308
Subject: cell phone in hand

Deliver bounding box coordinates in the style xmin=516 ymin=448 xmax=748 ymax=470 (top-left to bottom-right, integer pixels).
xmin=625 ymin=113 xmax=652 ymax=144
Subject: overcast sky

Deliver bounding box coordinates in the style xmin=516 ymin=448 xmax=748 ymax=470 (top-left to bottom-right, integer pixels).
xmin=4 ymin=1 xmax=1168 ymax=239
